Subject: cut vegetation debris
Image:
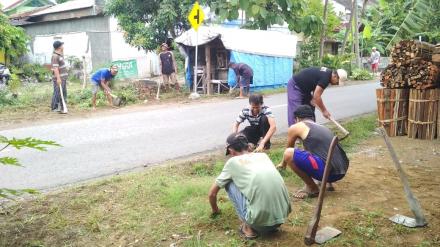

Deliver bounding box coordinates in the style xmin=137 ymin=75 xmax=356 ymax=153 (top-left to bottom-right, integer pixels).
xmin=1 ymin=114 xmax=439 ymax=246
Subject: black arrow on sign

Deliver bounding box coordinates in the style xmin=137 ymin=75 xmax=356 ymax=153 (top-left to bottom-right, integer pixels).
xmin=193 ymin=9 xmax=200 ymax=24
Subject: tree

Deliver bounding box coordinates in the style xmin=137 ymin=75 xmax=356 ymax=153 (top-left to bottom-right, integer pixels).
xmin=0 ymin=136 xmax=59 ymax=198
xmin=319 ymin=0 xmax=329 ymax=59
xmin=106 ymin=0 xmax=325 ymax=51
xmin=363 ymin=0 xmax=439 ymax=54
xmin=208 ymin=0 xmax=322 ymax=37
xmin=0 ymin=7 xmax=29 ymax=63
xmin=105 ymin=0 xmax=197 ymax=51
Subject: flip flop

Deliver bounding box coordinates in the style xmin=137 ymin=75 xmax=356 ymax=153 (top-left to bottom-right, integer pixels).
xmin=293 ymin=189 xmax=319 ymax=199
xmin=239 ymin=225 xmax=258 ymax=240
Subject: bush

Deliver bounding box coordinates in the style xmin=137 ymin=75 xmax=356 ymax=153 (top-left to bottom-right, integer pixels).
xmin=0 ymin=89 xmax=18 ymax=106
xmin=8 ymin=74 xmax=21 ymax=95
xmin=19 ymin=63 xmax=51 ymax=82
xmin=321 ymin=54 xmax=353 ymax=72
xmin=351 ymin=68 xmax=374 ymax=80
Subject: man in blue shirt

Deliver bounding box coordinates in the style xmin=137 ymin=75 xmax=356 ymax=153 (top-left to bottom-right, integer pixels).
xmin=91 ymin=65 xmax=118 ymax=109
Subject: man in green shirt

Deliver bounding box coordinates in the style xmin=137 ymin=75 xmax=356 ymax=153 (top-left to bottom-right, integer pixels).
xmin=208 ymin=133 xmax=291 ymax=240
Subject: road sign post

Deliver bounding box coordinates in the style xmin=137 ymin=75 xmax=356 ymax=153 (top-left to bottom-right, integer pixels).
xmin=188 ymin=1 xmax=205 ymax=99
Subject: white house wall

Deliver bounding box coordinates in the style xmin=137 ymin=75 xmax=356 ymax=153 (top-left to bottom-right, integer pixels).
xmin=31 ymin=32 xmax=93 ymax=73
xmin=109 ymin=17 xmax=160 ymax=77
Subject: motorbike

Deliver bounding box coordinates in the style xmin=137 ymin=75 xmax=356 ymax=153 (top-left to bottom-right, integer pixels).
xmin=0 ymin=63 xmax=11 ymax=85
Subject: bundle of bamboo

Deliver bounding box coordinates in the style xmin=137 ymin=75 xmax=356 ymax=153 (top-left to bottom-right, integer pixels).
xmin=376 ymin=88 xmax=409 ymax=137
xmin=408 ymin=89 xmax=439 ymax=140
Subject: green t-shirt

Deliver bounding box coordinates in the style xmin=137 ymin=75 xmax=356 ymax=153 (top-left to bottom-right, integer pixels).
xmin=216 ymin=153 xmax=291 ymax=226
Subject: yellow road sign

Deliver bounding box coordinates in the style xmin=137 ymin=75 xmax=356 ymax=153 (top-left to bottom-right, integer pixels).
xmin=188 ymin=1 xmax=205 ymax=31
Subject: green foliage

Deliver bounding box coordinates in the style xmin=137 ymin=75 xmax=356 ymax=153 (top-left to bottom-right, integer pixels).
xmin=209 ymin=0 xmax=322 ymax=37
xmin=0 ymin=135 xmax=59 ymax=198
xmin=105 ymin=0 xmax=196 ymax=50
xmin=116 ymin=84 xmax=139 ymax=105
xmin=0 ymin=12 xmax=29 ymax=61
xmin=321 ymin=53 xmax=352 ymax=70
xmin=301 ymin=0 xmax=341 ymax=39
xmin=0 ymin=89 xmax=18 ymax=106
xmin=385 ymin=0 xmax=433 ymax=49
xmin=351 ymin=68 xmax=374 ymax=80
xmin=8 ymin=74 xmax=21 ymax=94
xmin=364 ymin=0 xmax=439 ymax=54
xmin=19 ymin=63 xmax=51 ymax=82
xmin=297 ymin=41 xmax=353 ymax=73
xmin=296 ymin=40 xmax=320 ymax=71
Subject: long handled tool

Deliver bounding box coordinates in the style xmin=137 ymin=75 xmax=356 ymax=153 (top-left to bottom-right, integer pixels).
xmin=58 ymin=83 xmax=68 ymax=114
xmin=304 ymin=136 xmax=342 ymax=245
xmin=378 ymin=127 xmax=427 ymax=228
xmin=329 ymin=117 xmax=350 ymax=140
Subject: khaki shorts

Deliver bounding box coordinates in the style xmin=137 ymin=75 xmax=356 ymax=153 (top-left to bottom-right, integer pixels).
xmin=162 ymin=73 xmax=178 ymax=85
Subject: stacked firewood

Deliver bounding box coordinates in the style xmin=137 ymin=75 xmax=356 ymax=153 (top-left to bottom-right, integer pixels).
xmin=381 ymin=40 xmax=439 ymax=89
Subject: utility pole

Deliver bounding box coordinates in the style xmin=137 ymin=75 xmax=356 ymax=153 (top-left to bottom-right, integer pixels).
xmin=353 ymin=0 xmax=361 ymax=68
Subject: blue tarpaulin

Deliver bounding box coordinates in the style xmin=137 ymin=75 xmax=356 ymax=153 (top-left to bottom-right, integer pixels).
xmin=228 ymin=51 xmax=293 ymax=90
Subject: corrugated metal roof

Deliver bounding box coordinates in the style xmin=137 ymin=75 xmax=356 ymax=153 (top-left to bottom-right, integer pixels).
xmin=9 ymin=5 xmax=51 ymax=18
xmin=30 ymin=0 xmax=94 ymax=16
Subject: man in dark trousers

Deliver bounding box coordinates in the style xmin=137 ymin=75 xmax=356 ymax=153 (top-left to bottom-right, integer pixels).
xmin=233 ymin=94 xmax=276 ymax=152
xmin=159 ymin=43 xmax=179 ymax=91
xmin=287 ymin=67 xmax=347 ymax=126
xmin=51 ymin=40 xmax=68 ymax=113
xmin=278 ymin=105 xmax=349 ymax=199
xmin=229 ymin=62 xmax=253 ymax=98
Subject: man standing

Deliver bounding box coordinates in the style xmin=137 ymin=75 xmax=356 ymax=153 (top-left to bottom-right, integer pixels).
xmin=287 ymin=67 xmax=347 ymax=126
xmin=51 ymin=40 xmax=68 ymax=113
xmin=233 ymin=94 xmax=276 ymax=152
xmin=159 ymin=43 xmax=179 ymax=91
xmin=370 ymin=47 xmax=380 ymax=76
xmin=208 ymin=133 xmax=291 ymax=240
xmin=278 ymin=105 xmax=349 ymax=199
xmin=90 ymin=65 xmax=118 ymax=109
xmin=229 ymin=62 xmax=253 ymax=98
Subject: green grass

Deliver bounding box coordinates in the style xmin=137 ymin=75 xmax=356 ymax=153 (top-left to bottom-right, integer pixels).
xmin=0 ymin=114 xmax=437 ymax=246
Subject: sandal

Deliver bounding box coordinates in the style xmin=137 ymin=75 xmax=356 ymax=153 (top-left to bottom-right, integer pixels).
xmin=239 ymin=225 xmax=258 ymax=240
xmin=293 ymin=189 xmax=319 ymax=199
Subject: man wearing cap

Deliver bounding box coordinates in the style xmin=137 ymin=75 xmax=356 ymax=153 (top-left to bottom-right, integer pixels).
xmin=233 ymin=94 xmax=276 ymax=152
xmin=159 ymin=43 xmax=179 ymax=91
xmin=369 ymin=47 xmax=380 ymax=76
xmin=90 ymin=65 xmax=118 ymax=109
xmin=287 ymin=67 xmax=347 ymax=126
xmin=208 ymin=133 xmax=291 ymax=240
xmin=228 ymin=62 xmax=253 ymax=98
xmin=277 ymin=105 xmax=349 ymax=199
xmin=51 ymin=40 xmax=68 ymax=113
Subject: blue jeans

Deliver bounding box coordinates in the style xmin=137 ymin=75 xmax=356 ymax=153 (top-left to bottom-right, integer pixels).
xmin=225 ymin=182 xmax=281 ymax=234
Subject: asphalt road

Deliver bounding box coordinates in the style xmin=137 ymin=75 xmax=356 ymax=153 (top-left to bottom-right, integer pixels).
xmin=0 ymin=83 xmax=379 ymax=190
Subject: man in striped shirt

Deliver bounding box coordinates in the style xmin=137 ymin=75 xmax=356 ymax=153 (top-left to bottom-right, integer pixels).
xmin=233 ymin=94 xmax=277 ymax=152
xmin=51 ymin=40 xmax=68 ymax=113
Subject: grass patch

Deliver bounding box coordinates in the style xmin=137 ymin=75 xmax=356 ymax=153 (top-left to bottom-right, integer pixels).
xmin=2 ymin=113 xmax=435 ymax=246
xmin=336 ymin=114 xmax=377 ymax=152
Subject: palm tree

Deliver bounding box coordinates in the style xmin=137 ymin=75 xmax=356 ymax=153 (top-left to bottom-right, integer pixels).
xmin=385 ymin=0 xmax=432 ymax=49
